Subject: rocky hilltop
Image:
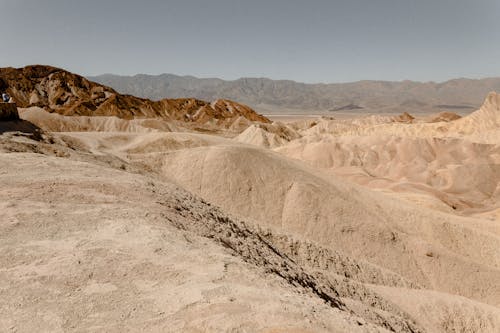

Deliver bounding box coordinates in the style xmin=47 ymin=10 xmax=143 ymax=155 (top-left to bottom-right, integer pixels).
xmin=0 ymin=65 xmax=269 ymax=126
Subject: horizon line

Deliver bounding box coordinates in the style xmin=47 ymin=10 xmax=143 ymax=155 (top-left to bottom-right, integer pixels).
xmin=3 ymin=63 xmax=500 ymax=86
xmin=87 ymin=71 xmax=500 ymax=86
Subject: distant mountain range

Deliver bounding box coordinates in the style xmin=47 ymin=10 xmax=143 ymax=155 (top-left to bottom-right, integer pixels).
xmin=88 ymin=74 xmax=500 ymax=114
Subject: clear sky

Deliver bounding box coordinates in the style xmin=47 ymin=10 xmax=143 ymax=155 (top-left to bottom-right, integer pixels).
xmin=1 ymin=0 xmax=499 ymax=83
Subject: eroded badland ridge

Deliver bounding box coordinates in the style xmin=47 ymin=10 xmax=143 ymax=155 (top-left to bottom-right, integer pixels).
xmin=1 ymin=65 xmax=499 ymax=333
xmin=0 ymin=65 xmax=269 ymax=130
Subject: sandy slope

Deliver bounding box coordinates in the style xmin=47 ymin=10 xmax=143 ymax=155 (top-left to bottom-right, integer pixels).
xmin=129 ymin=140 xmax=500 ymax=305
xmin=0 ymin=152 xmax=392 ymax=333
xmin=1 ymin=93 xmax=500 ymax=332
xmin=42 ymin=130 xmax=499 ymax=331
xmin=1 ymin=143 xmax=498 ymax=333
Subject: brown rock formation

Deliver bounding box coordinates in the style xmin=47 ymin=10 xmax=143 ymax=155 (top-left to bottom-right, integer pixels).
xmin=0 ymin=103 xmax=19 ymax=121
xmin=393 ymin=111 xmax=415 ymax=123
xmin=426 ymin=111 xmax=462 ymax=123
xmin=0 ymin=65 xmax=269 ymax=126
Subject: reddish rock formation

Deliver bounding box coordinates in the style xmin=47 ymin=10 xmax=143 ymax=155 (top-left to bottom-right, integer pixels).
xmin=393 ymin=112 xmax=415 ymax=123
xmin=0 ymin=65 xmax=270 ymax=126
xmin=426 ymin=111 xmax=462 ymax=123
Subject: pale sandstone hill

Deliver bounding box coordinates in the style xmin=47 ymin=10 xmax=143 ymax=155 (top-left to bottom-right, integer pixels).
xmin=236 ymin=112 xmax=419 ymax=148
xmin=269 ymin=93 xmax=500 ymax=217
xmin=233 ymin=93 xmax=500 ymax=217
xmin=447 ymin=92 xmax=500 ymax=134
xmin=136 ymin=141 xmax=500 ymax=303
xmin=17 ymin=107 xmax=179 ymax=133
xmin=276 ymin=136 xmax=500 ymax=214
xmin=291 ymin=92 xmax=500 ymax=143
xmin=235 ymin=122 xmax=301 ymax=148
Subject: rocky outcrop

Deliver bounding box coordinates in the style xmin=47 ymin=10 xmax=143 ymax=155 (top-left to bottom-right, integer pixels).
xmin=426 ymin=111 xmax=462 ymax=123
xmin=392 ymin=112 xmax=415 ymax=123
xmin=0 ymin=103 xmax=19 ymax=121
xmin=0 ymin=65 xmax=269 ymax=127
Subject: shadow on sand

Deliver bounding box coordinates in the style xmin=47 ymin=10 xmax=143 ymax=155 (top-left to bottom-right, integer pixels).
xmin=0 ymin=119 xmax=44 ymax=141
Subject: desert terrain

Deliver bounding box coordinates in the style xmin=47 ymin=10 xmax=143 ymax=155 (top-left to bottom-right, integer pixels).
xmin=1 ymin=66 xmax=500 ymax=333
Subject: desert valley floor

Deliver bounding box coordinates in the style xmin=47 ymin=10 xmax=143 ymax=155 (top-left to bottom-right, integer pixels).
xmin=1 ymin=67 xmax=500 ymax=333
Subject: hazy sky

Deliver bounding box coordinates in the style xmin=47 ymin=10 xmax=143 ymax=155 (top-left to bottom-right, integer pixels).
xmin=1 ymin=0 xmax=499 ymax=83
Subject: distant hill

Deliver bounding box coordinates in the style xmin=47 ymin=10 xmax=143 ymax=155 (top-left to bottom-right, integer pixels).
xmin=89 ymin=73 xmax=500 ymax=114
xmin=0 ymin=65 xmax=269 ymax=127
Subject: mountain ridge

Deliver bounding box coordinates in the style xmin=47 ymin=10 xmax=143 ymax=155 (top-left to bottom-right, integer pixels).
xmin=93 ymin=72 xmax=500 ymax=85
xmin=89 ymin=73 xmax=500 ymax=113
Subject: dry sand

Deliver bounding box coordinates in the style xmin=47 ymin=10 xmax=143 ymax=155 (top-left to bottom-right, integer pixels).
xmin=1 ymin=93 xmax=500 ymax=332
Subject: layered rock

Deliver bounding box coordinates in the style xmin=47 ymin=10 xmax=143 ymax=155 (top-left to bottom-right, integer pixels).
xmin=0 ymin=65 xmax=269 ymax=127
